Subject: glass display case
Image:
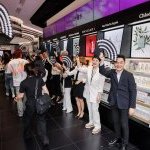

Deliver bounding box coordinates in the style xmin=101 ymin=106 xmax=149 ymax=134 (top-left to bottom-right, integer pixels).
xmin=125 ymin=58 xmax=150 ymax=126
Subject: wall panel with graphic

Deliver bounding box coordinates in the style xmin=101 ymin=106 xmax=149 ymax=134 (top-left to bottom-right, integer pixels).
xmin=131 ymin=22 xmax=150 ymax=58
xmin=104 ymin=28 xmax=124 ymax=54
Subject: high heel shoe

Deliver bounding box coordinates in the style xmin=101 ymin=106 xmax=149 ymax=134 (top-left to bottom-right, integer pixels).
xmin=75 ymin=113 xmax=80 ymax=118
xmin=78 ymin=112 xmax=84 ymax=119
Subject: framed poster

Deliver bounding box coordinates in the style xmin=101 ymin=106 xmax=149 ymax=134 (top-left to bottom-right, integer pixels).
xmin=63 ymin=40 xmax=68 ymax=51
xmin=86 ymin=35 xmax=96 ymax=57
xmin=73 ymin=38 xmax=80 ymax=56
xmin=131 ymin=22 xmax=150 ymax=58
xmin=104 ymin=28 xmax=124 ymax=54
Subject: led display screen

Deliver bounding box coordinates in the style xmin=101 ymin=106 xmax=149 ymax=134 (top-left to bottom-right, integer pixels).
xmin=56 ymin=18 xmax=65 ymax=33
xmin=120 ymin=0 xmax=149 ymax=10
xmin=44 ymin=0 xmax=148 ymax=38
xmin=76 ymin=1 xmax=93 ymax=26
xmin=43 ymin=23 xmax=56 ymax=38
xmin=64 ymin=12 xmax=77 ymax=30
xmin=94 ymin=0 xmax=119 ymax=21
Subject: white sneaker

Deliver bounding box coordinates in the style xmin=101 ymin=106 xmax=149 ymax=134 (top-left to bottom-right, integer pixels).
xmin=12 ymin=94 xmax=15 ymax=98
xmin=6 ymin=93 xmax=9 ymax=96
xmin=18 ymin=114 xmax=23 ymax=117
xmin=92 ymin=127 xmax=101 ymax=134
xmin=66 ymin=110 xmax=73 ymax=113
xmin=85 ymin=123 xmax=94 ymax=129
xmin=62 ymin=108 xmax=66 ymax=111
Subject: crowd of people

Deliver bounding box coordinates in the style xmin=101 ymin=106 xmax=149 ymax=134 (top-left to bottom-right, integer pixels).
xmin=2 ymin=49 xmax=137 ymax=150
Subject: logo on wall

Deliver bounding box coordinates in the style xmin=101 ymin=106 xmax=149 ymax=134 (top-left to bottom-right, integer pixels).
xmin=97 ymin=39 xmax=117 ymax=61
xmin=62 ymin=56 xmax=73 ymax=68
xmin=0 ymin=4 xmax=12 ymax=38
xmin=73 ymin=38 xmax=80 ymax=56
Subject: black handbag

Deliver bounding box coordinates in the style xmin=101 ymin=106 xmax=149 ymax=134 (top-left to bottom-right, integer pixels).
xmin=35 ymin=79 xmax=51 ymax=115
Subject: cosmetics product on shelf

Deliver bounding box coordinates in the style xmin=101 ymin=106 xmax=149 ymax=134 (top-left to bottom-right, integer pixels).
xmin=135 ymin=104 xmax=150 ymax=122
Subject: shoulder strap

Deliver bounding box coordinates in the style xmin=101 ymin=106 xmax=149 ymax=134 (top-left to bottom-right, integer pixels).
xmin=75 ymin=71 xmax=79 ymax=81
xmin=35 ymin=79 xmax=39 ymax=99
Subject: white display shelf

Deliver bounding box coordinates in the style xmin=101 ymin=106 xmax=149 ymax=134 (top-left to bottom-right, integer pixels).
xmin=130 ymin=71 xmax=150 ymax=77
xmin=137 ymin=100 xmax=150 ymax=108
xmin=137 ymin=86 xmax=150 ymax=94
xmin=131 ymin=115 xmax=150 ymax=127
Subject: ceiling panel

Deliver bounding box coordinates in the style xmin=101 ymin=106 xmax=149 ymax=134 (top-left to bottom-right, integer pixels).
xmin=0 ymin=0 xmax=45 ymax=31
xmin=30 ymin=0 xmax=75 ymax=28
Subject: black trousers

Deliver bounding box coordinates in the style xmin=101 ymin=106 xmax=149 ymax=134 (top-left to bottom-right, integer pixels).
xmin=23 ymin=105 xmax=49 ymax=144
xmin=111 ymin=106 xmax=129 ymax=145
xmin=51 ymin=75 xmax=62 ymax=96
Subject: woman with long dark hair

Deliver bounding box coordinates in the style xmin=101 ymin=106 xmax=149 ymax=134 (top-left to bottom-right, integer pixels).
xmin=15 ymin=63 xmax=50 ymax=147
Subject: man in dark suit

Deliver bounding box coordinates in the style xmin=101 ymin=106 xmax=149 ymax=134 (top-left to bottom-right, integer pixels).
xmin=99 ymin=53 xmax=137 ymax=150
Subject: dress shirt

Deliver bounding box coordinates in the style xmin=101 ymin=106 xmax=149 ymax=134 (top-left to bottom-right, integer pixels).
xmin=116 ymin=70 xmax=123 ymax=82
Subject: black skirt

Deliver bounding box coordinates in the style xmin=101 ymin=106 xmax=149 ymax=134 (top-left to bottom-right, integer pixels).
xmin=73 ymin=82 xmax=85 ymax=99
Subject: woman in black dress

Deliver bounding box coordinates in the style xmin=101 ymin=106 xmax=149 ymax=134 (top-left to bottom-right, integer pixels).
xmin=66 ymin=60 xmax=87 ymax=118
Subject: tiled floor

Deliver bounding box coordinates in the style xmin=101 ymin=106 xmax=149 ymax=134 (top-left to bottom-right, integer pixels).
xmin=0 ymin=82 xmax=139 ymax=150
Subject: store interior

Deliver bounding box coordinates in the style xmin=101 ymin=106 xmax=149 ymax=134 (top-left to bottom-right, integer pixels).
xmin=0 ymin=1 xmax=150 ymax=150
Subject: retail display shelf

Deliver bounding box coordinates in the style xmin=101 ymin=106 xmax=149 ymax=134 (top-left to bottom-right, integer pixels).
xmin=137 ymin=86 xmax=150 ymax=94
xmin=130 ymin=71 xmax=150 ymax=78
xmin=132 ymin=115 xmax=150 ymax=127
xmin=101 ymin=101 xmax=150 ymax=127
xmin=137 ymin=100 xmax=150 ymax=108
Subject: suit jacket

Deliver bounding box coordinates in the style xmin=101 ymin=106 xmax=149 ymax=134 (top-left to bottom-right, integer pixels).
xmin=99 ymin=65 xmax=137 ymax=109
xmin=78 ymin=66 xmax=105 ymax=103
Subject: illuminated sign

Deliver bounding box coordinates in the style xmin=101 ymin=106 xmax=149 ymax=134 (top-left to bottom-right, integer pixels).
xmin=0 ymin=4 xmax=12 ymax=38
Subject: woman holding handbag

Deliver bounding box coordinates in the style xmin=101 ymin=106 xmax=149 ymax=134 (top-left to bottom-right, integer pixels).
xmin=15 ymin=63 xmax=50 ymax=148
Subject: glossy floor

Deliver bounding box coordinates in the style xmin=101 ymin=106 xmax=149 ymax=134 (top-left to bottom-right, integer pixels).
xmin=0 ymin=84 xmax=139 ymax=150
